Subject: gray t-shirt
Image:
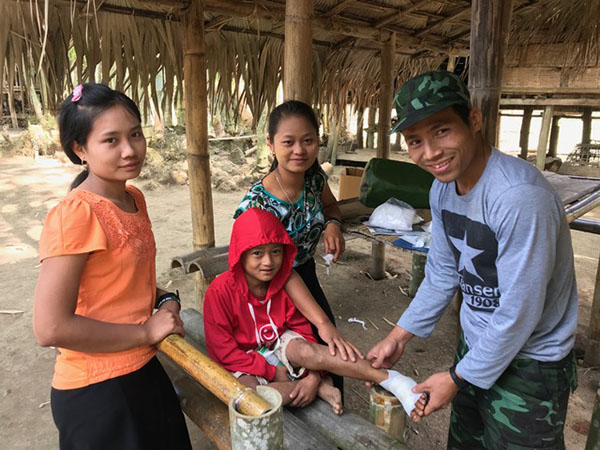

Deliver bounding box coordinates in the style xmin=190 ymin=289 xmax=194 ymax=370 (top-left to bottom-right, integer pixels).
xmin=397 ymin=148 xmax=578 ymax=389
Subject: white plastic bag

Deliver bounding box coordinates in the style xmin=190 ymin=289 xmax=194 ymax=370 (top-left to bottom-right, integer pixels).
xmin=364 ymin=198 xmax=422 ymax=231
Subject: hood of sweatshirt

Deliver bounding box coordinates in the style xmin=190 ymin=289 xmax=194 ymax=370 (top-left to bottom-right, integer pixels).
xmin=228 ymin=208 xmax=297 ymax=304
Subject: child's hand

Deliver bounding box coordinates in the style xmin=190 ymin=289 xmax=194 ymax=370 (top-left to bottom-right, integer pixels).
xmin=273 ymin=365 xmax=290 ymax=382
xmin=143 ymin=307 xmax=185 ymax=345
xmin=289 ymin=372 xmax=320 ymax=408
xmin=318 ymin=321 xmax=364 ymax=362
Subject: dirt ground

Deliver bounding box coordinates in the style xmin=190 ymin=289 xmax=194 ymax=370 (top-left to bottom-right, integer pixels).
xmin=1 ymin=154 xmax=598 ymax=449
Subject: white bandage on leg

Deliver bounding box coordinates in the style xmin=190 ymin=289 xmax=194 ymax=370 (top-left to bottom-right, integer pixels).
xmin=379 ymin=370 xmax=423 ymax=415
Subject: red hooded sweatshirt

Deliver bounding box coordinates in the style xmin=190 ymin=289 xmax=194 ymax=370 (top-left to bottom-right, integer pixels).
xmin=203 ymin=208 xmax=317 ymax=381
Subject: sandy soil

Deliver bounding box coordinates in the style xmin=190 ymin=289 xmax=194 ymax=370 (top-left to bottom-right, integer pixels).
xmin=1 ymin=154 xmax=598 ymax=449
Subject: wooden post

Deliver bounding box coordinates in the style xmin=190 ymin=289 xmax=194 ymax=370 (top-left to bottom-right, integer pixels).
xmin=409 ymin=253 xmax=427 ymax=297
xmin=582 ymin=107 xmax=593 ymax=145
xmin=371 ymin=241 xmax=385 ymax=280
xmin=377 ymin=32 xmax=395 ymax=160
xmin=536 ymin=105 xmax=554 ymax=170
xmin=356 ymin=107 xmax=364 ymax=149
xmin=548 ymin=116 xmax=560 ymax=158
xmin=468 ymin=0 xmax=514 ymax=146
xmin=183 ymin=0 xmax=215 ymax=304
xmin=366 ymin=107 xmax=376 ymax=149
xmin=519 ymin=106 xmax=533 ymax=159
xmin=586 ymin=383 xmax=600 ymax=450
xmin=283 ymin=0 xmax=313 ymax=103
xmin=584 ymin=250 xmax=600 ymax=367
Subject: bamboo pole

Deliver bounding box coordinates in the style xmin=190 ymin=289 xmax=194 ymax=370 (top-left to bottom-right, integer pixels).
xmin=377 ymin=32 xmax=395 ymax=160
xmin=536 ymin=105 xmax=554 ymax=170
xmin=182 ymin=0 xmax=215 ymax=303
xmin=366 ymin=107 xmax=376 ymax=149
xmin=582 ymin=107 xmax=593 ymax=145
xmin=159 ymin=334 xmax=272 ymax=416
xmin=548 ymin=116 xmax=560 ymax=158
xmin=283 ymin=0 xmax=313 ymax=103
xmin=468 ymin=0 xmax=514 ymax=146
xmin=356 ymin=107 xmax=364 ymax=149
xmin=584 ymin=250 xmax=600 ymax=367
xmin=519 ymin=106 xmax=533 ymax=159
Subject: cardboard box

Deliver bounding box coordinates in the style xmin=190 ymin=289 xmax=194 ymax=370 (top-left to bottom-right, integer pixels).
xmin=338 ymin=167 xmax=364 ymax=200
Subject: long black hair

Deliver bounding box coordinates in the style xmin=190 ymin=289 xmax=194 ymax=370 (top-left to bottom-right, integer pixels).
xmin=57 ymin=83 xmax=142 ymax=189
xmin=267 ymin=100 xmax=321 ymax=175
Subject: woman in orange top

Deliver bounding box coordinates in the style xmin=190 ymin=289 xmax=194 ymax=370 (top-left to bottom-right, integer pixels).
xmin=33 ymin=83 xmax=191 ymax=450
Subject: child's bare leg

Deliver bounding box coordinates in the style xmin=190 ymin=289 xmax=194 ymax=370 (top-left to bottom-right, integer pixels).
xmin=286 ymin=340 xmax=423 ymax=414
xmin=317 ymin=376 xmax=343 ymax=415
xmin=286 ymin=339 xmax=388 ymax=382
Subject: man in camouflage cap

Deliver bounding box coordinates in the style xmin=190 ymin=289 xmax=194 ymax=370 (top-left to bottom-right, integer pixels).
xmin=368 ymin=70 xmax=578 ymax=449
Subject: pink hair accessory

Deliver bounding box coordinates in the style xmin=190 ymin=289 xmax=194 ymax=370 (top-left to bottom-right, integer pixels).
xmin=71 ymin=84 xmax=83 ymax=102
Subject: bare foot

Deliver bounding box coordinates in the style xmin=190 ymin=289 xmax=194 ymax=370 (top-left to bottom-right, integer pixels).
xmin=317 ymin=377 xmax=343 ymax=415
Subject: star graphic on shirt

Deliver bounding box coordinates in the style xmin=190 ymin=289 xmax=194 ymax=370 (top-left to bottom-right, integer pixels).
xmin=449 ymin=231 xmax=485 ymax=282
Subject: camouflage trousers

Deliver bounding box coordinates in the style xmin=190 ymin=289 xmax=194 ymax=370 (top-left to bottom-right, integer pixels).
xmin=448 ymin=337 xmax=578 ymax=450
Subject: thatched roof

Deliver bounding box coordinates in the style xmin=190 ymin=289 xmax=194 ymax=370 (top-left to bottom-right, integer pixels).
xmin=1 ymin=0 xmax=599 ymax=126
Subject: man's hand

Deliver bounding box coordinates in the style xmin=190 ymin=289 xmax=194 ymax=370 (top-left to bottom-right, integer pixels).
xmin=289 ymin=372 xmax=320 ymax=407
xmin=366 ymin=326 xmax=411 ymax=369
xmin=410 ymin=372 xmax=459 ymax=422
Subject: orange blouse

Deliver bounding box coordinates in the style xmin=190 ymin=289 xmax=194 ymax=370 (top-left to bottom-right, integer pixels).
xmin=39 ymin=185 xmax=157 ymax=390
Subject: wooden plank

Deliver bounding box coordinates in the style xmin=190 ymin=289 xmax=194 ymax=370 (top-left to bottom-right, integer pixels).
xmin=542 ymin=172 xmax=600 ymax=205
xmin=500 ymin=98 xmax=600 ymax=107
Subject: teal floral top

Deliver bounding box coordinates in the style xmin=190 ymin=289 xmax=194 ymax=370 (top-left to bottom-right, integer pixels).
xmin=234 ymin=170 xmax=327 ymax=267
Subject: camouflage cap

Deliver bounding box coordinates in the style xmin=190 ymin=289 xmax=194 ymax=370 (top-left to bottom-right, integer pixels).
xmin=390 ymin=70 xmax=471 ymax=134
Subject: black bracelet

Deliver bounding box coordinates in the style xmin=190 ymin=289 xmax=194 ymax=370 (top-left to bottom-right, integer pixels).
xmin=155 ymin=290 xmax=181 ymax=309
xmin=449 ymin=365 xmax=469 ymax=390
xmin=324 ymin=217 xmax=342 ymax=228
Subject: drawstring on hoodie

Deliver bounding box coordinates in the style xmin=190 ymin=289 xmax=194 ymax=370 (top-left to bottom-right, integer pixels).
xmin=247 ymin=299 xmax=279 ymax=347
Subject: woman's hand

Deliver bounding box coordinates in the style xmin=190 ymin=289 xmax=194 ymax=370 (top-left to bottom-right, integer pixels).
xmin=323 ymin=221 xmax=345 ymax=262
xmin=143 ymin=307 xmax=185 ymax=345
xmin=318 ymin=321 xmax=363 ymax=362
xmin=289 ymin=371 xmax=320 ymax=407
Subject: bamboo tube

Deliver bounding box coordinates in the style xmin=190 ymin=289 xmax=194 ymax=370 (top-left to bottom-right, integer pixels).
xmin=368 ymin=385 xmax=406 ymax=442
xmin=377 ymin=32 xmax=395 ymax=160
xmin=283 ymin=0 xmax=313 ymax=103
xmin=229 ymin=386 xmax=284 ymax=450
xmin=469 ymin=0 xmax=514 ymax=146
xmin=159 ymin=334 xmax=271 ymax=416
xmin=409 ymin=254 xmax=427 ymax=297
xmin=182 ymin=0 xmax=215 ymax=304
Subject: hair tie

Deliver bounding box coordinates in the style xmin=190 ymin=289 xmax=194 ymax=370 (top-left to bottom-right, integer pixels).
xmin=71 ymin=84 xmax=83 ymax=103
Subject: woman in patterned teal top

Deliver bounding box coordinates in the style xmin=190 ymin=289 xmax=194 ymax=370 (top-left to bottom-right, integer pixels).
xmin=234 ymin=101 xmax=362 ymax=393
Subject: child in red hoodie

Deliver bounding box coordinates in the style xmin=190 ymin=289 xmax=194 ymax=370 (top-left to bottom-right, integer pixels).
xmin=204 ymin=208 xmax=426 ymax=417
